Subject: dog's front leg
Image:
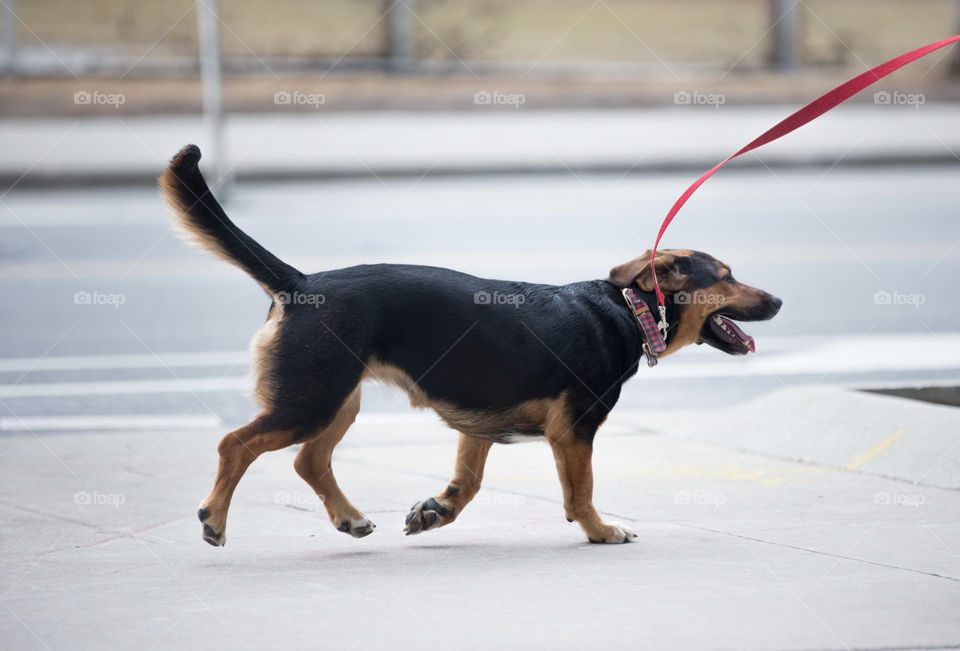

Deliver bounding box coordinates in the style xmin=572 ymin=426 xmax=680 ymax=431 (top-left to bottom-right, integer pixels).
xmin=404 ymin=432 xmax=492 ymax=535
xmin=546 ymin=428 xmax=637 ymax=544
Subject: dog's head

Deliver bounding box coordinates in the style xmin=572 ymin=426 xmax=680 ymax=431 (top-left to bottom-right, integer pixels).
xmin=607 ymin=249 xmax=782 ymax=358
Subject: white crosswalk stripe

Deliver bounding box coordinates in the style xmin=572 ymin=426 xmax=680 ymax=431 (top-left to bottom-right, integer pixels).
xmin=0 ymin=414 xmax=222 ymax=432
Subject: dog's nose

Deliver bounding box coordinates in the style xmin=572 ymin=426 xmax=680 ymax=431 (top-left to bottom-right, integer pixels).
xmin=771 ymin=296 xmax=783 ymax=312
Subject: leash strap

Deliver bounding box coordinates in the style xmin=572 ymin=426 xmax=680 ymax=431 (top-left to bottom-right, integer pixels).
xmin=622 ymin=287 xmax=667 ymax=366
xmin=650 ymin=34 xmax=960 ymax=306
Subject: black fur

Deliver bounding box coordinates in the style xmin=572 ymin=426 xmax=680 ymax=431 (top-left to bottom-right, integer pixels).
xmin=261 ymin=263 xmax=653 ymax=441
xmin=162 ymin=144 xmax=777 ymax=446
xmin=164 ymin=145 xmax=303 ymax=294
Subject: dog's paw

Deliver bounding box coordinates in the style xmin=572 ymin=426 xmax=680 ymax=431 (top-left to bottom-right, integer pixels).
xmin=198 ymin=506 xmax=225 ymax=547
xmin=336 ymin=516 xmax=376 ymax=538
xmin=587 ymin=521 xmax=637 ymax=544
xmin=404 ymin=497 xmax=455 ymax=536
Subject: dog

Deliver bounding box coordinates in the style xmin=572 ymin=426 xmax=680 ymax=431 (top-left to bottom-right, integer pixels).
xmin=160 ymin=144 xmax=782 ymax=546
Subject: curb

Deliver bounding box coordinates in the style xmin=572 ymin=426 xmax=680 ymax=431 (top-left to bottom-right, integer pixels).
xmin=3 ymin=151 xmax=958 ymax=190
xmin=614 ymin=386 xmax=960 ymax=490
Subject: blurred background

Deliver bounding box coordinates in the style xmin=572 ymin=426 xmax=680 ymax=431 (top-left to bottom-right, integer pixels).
xmin=0 ymin=0 xmax=958 ymax=432
xmin=3 ymin=0 xmax=960 ymax=115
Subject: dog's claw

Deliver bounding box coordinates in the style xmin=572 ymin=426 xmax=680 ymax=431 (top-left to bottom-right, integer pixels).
xmin=201 ymin=522 xmax=225 ymax=547
xmin=587 ymin=522 xmax=637 ymax=544
xmin=404 ymin=497 xmax=455 ymax=535
xmin=198 ymin=504 xmax=226 ymax=546
xmin=336 ymin=517 xmax=376 ymax=538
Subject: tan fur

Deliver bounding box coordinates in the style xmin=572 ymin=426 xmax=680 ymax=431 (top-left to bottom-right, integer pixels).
xmin=364 ymin=361 xmax=432 ymax=408
xmin=609 ymin=251 xmax=774 ymax=360
xmin=248 ymin=301 xmax=283 ymax=407
xmin=415 ymin=433 xmax=494 ymax=531
xmin=199 ymin=386 xmax=365 ymax=545
xmin=158 ymin=167 xmax=274 ymax=296
xmin=663 ymin=272 xmax=775 ymax=357
xmin=607 ymin=249 xmax=693 ymax=291
xmin=364 ymin=360 xmax=566 ymax=441
xmin=445 ymin=433 xmax=493 ymax=500
xmin=544 ymin=405 xmax=633 ymax=543
xmin=159 ymin=170 xmax=229 ymax=266
xmin=294 ymin=388 xmax=367 ymax=527
xmin=197 ymin=415 xmax=300 ymax=545
xmin=661 ymin=281 xmax=722 ymax=356
xmin=189 ymin=227 xmax=772 ymax=545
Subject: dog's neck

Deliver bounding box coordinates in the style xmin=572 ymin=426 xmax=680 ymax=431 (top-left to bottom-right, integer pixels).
xmin=621 ymin=287 xmax=667 ymax=364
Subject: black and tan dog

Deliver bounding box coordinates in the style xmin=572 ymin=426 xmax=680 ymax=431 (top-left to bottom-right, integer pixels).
xmin=160 ymin=145 xmax=781 ymax=546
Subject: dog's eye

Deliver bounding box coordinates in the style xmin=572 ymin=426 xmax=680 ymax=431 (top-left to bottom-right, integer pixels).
xmin=723 ymin=275 xmax=736 ymax=285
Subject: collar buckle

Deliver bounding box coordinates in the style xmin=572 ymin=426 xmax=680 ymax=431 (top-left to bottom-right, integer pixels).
xmin=657 ymin=304 xmax=668 ymax=341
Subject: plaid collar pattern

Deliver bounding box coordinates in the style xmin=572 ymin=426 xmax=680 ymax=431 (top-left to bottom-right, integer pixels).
xmin=621 ymin=287 xmax=667 ymax=367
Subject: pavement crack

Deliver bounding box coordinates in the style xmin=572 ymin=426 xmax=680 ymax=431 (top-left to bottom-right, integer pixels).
xmin=677 ymin=522 xmax=960 ymax=584
xmin=333 ymin=455 xmax=960 ymax=584
xmin=0 ymin=499 xmax=111 ymax=532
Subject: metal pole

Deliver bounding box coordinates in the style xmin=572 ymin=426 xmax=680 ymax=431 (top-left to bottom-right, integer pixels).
xmin=770 ymin=0 xmax=798 ymax=70
xmin=387 ymin=0 xmax=415 ymax=73
xmin=2 ymin=0 xmax=17 ymax=76
xmin=952 ymin=0 xmax=960 ymax=75
xmin=197 ymin=0 xmax=230 ymax=194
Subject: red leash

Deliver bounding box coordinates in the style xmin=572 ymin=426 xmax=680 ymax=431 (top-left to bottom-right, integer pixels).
xmin=651 ymin=34 xmax=960 ymax=307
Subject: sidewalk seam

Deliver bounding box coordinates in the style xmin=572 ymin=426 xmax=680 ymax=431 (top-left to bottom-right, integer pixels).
xmin=676 ymin=522 xmax=960 ymax=584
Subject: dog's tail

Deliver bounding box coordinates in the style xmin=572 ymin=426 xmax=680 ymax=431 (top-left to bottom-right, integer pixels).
xmin=159 ymin=144 xmax=303 ymax=295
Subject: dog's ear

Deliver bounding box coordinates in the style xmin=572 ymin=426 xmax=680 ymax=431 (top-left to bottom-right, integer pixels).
xmin=607 ymin=250 xmax=686 ymax=292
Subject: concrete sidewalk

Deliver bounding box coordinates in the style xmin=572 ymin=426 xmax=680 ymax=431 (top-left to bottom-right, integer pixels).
xmin=2 ymin=387 xmax=958 ymax=650
xmin=2 ymin=104 xmax=959 ymax=188
xmin=632 ymin=386 xmax=960 ymax=490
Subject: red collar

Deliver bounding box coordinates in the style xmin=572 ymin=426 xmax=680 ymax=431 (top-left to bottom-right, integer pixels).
xmin=621 ymin=288 xmax=667 ymax=367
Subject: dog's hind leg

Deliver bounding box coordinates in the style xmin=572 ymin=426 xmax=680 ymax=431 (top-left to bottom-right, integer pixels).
xmin=404 ymin=432 xmax=493 ymax=535
xmin=197 ymin=413 xmax=303 ymax=547
xmin=293 ymin=388 xmax=375 ymax=538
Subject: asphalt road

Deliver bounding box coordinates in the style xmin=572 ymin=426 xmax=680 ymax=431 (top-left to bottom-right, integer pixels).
xmin=1 ymin=165 xmax=958 ymax=429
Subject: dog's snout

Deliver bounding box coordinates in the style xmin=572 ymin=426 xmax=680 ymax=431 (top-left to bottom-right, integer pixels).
xmin=771 ymin=296 xmax=783 ymax=313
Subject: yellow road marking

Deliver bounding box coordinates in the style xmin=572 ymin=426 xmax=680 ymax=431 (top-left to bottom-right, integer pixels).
xmin=845 ymin=430 xmax=905 ymax=470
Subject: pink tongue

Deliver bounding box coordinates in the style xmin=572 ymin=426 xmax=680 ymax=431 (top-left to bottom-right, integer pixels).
xmin=720 ymin=316 xmax=756 ymax=353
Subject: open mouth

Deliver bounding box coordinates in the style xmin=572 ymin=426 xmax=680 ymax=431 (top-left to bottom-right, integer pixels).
xmin=701 ymin=313 xmax=756 ymax=355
